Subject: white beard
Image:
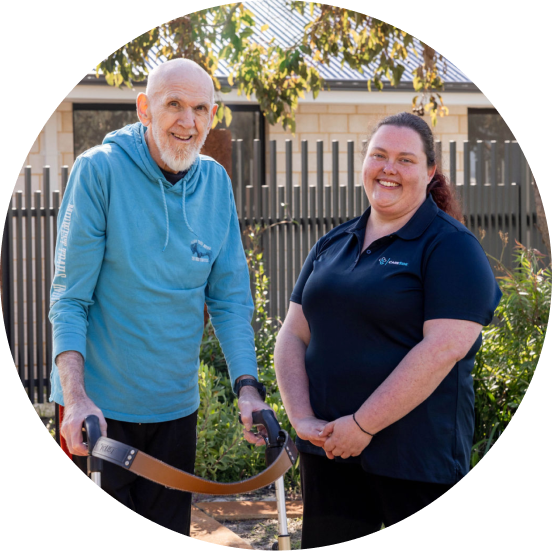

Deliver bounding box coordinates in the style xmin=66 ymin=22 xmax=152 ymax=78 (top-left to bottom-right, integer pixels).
xmin=151 ymin=123 xmax=208 ymax=173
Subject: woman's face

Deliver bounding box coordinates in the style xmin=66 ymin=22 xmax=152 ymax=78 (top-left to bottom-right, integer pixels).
xmin=362 ymin=125 xmax=436 ymax=219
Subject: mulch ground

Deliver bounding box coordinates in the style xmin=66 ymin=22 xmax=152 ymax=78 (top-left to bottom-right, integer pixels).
xmin=193 ymin=486 xmax=303 ymax=550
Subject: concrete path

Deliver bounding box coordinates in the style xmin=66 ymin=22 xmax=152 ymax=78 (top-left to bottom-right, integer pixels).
xmin=191 ymin=500 xmax=303 ymax=547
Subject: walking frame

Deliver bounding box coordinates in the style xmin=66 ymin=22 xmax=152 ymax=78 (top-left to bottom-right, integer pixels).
xmin=83 ymin=409 xmax=297 ymax=550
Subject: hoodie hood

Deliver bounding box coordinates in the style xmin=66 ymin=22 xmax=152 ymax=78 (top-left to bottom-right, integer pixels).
xmin=103 ymin=122 xmax=202 ymax=249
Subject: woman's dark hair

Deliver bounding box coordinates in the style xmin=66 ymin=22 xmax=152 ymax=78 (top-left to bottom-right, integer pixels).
xmin=365 ymin=112 xmax=463 ymax=221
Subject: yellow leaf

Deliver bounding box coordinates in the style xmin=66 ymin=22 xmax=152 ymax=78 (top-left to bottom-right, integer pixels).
xmin=261 ymin=24 xmax=269 ymax=32
xmin=224 ymin=106 xmax=233 ymax=127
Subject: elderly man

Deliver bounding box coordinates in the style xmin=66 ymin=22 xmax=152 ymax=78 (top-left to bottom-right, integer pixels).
xmin=49 ymin=59 xmax=268 ymax=535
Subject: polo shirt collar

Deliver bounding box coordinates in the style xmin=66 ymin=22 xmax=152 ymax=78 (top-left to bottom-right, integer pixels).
xmin=346 ymin=204 xmax=372 ymax=241
xmin=395 ymin=194 xmax=440 ymax=240
xmin=346 ymin=194 xmax=440 ymax=241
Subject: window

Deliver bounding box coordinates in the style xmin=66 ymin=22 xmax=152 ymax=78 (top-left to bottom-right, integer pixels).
xmin=467 ymin=108 xmax=516 ymax=184
xmin=73 ymin=104 xmax=138 ymax=158
xmin=72 ymin=104 xmax=265 ymax=187
xmin=222 ymin=105 xmax=265 ymax=188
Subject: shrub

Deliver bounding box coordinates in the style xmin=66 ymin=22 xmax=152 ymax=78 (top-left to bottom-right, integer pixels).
xmin=198 ymin=228 xmax=550 ymax=485
xmin=195 ymin=361 xmax=259 ymax=481
xmin=196 ymin=224 xmax=300 ymax=490
xmin=472 ymin=241 xmax=551 ymax=466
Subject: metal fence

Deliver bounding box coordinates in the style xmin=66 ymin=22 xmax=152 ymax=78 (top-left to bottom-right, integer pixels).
xmin=1 ymin=139 xmax=543 ymax=404
xmin=234 ymin=138 xmax=542 ymax=322
xmin=2 ymin=166 xmax=67 ymax=404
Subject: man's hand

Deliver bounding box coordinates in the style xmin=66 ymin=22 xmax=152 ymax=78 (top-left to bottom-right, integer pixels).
xmin=56 ymin=350 xmax=108 ymax=456
xmin=237 ymin=381 xmax=273 ymax=447
xmin=319 ymin=415 xmax=373 ymax=460
xmin=293 ymin=415 xmax=330 ymax=448
xmin=61 ymin=397 xmax=108 ymax=456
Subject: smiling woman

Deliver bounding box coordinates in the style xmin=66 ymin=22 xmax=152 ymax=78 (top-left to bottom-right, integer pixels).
xmin=274 ymin=112 xmax=502 ymax=548
xmin=363 ymin=112 xmax=464 ymax=228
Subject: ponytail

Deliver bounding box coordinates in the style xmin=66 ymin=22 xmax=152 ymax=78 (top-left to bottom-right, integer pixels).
xmin=427 ymin=171 xmax=463 ymax=222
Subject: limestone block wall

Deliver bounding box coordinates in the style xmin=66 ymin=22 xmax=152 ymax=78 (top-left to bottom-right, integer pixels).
xmin=266 ymin=102 xmax=469 ymax=192
xmin=14 ymin=101 xmax=75 ymax=201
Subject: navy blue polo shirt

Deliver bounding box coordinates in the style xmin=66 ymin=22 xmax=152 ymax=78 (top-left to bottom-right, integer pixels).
xmin=290 ymin=194 xmax=502 ymax=484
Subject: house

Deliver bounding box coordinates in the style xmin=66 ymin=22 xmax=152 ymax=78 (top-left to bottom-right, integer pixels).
xmin=14 ymin=0 xmax=510 ymax=197
xmin=3 ymin=0 xmax=538 ymax=408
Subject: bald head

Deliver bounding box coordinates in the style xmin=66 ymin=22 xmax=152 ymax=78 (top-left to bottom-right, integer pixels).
xmin=136 ymin=57 xmax=218 ymax=173
xmin=146 ymin=59 xmax=214 ymax=105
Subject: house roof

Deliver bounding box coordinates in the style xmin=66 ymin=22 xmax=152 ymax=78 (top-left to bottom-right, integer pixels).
xmin=81 ymin=0 xmax=477 ymax=92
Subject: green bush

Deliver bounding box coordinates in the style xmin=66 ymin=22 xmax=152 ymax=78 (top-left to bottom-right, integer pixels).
xmin=198 ymin=227 xmax=550 ymax=485
xmin=472 ymin=241 xmax=551 ymax=466
xmin=196 ymin=224 xmax=300 ymax=490
xmin=195 ymin=361 xmax=259 ymax=481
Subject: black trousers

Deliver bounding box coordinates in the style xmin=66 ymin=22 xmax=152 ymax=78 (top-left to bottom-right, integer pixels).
xmin=300 ymin=451 xmax=454 ymax=549
xmin=74 ymin=410 xmax=198 ymax=536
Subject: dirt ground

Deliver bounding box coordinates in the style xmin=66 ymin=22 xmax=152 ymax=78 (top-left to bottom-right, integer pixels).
xmin=193 ymin=486 xmax=303 ymax=550
xmin=46 ymin=418 xmax=302 ymax=550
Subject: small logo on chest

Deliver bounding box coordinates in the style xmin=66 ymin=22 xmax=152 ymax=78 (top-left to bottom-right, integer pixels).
xmin=191 ymin=239 xmax=212 ymax=263
xmin=379 ymin=257 xmax=408 ymax=266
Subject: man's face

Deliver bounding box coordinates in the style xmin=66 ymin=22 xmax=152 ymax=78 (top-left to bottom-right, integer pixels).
xmin=139 ymin=71 xmax=217 ymax=173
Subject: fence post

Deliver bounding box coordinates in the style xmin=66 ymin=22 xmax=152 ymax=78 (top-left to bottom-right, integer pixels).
xmin=1 ymin=199 xmax=14 ymax=355
xmin=269 ymin=140 xmax=277 ymax=319
xmin=517 ymin=142 xmax=528 ymax=248
xmin=254 ymin=139 xmax=262 ymax=223
xmin=332 ymin=141 xmax=339 ymax=225
xmin=44 ymin=167 xmax=53 ymax=394
xmin=235 ymin=140 xmax=244 ymax=224
xmin=463 ymin=141 xmax=471 ymax=232
xmin=34 ymin=190 xmax=44 ymax=403
xmin=476 ymin=140 xmax=484 ymax=235
xmin=61 ymin=166 xmax=68 ymax=197
xmin=285 ymin=140 xmax=293 ymax=314
xmin=449 ymin=141 xmax=457 ymax=185
xmin=278 ymin=186 xmax=286 ymax=319
xmin=316 ymin=141 xmax=324 ymax=241
xmin=15 ymin=192 xmax=24 ymax=382
xmin=490 ymin=141 xmax=497 ymax=260
xmin=347 ymin=141 xmax=354 ymax=220
xmin=510 ymin=142 xmax=522 ymax=247
xmin=25 ymin=167 xmax=35 ymax=402
xmin=361 ymin=141 xmax=368 ymax=212
xmin=301 ymin=140 xmax=308 ymax=264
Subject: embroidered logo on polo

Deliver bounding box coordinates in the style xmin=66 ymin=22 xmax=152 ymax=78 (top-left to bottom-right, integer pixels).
xmin=191 ymin=239 xmax=212 ymax=263
xmin=379 ymin=257 xmax=408 ymax=266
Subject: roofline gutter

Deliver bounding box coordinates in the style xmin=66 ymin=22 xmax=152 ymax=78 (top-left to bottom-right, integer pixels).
xmin=79 ymin=74 xmax=480 ymax=94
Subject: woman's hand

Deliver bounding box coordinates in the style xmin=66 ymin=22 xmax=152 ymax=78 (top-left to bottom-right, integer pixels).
xmin=293 ymin=415 xmax=331 ymax=448
xmin=319 ymin=415 xmax=373 ymax=459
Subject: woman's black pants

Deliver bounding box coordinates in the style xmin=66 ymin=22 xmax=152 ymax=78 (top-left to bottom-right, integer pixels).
xmin=300 ymin=451 xmax=454 ymax=549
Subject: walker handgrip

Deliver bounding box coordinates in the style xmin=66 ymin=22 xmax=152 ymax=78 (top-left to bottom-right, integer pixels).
xmin=251 ymin=410 xmax=283 ymax=449
xmin=84 ymin=415 xmax=103 ymax=474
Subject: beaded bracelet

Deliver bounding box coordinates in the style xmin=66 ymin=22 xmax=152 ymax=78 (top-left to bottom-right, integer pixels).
xmin=352 ymin=413 xmax=376 ymax=437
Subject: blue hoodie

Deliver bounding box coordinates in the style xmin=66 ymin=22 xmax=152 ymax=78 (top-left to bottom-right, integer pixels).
xmin=49 ymin=122 xmax=258 ymax=422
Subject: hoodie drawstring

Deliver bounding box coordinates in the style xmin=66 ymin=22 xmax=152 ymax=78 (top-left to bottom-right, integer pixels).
xmin=181 ymin=185 xmax=198 ymax=238
xmin=158 ymin=179 xmax=170 ymax=252
xmin=158 ymin=178 xmax=200 ymax=251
